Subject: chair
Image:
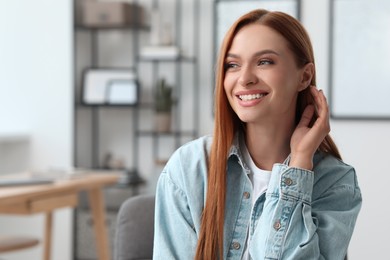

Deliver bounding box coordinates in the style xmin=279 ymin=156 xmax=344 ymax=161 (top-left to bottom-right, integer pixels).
xmin=114 ymin=194 xmax=155 ymax=260
xmin=0 ymin=236 xmax=39 ymax=254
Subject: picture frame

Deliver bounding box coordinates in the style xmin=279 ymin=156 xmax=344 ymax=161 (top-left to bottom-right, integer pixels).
xmin=329 ymin=0 xmax=390 ymax=119
xmin=81 ymin=69 xmax=139 ymax=106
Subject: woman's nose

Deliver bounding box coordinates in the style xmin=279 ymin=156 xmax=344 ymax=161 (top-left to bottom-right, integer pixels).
xmin=238 ymin=66 xmax=258 ymax=87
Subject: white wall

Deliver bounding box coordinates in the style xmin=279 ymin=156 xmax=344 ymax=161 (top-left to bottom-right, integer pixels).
xmin=0 ymin=1 xmax=73 ymax=260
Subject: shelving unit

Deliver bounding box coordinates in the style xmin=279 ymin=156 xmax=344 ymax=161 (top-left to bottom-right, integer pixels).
xmin=74 ymin=0 xmax=199 ymax=177
xmin=73 ymin=0 xmax=200 ymax=258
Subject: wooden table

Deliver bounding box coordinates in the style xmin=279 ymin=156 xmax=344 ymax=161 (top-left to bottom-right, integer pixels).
xmin=0 ymin=172 xmax=120 ymax=260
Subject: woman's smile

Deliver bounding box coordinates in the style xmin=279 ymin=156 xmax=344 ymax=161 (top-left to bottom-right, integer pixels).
xmin=236 ymin=90 xmax=269 ymax=107
xmin=239 ymin=93 xmax=266 ymax=101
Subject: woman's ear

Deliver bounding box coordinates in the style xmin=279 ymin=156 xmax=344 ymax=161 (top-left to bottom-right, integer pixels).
xmin=298 ymin=63 xmax=314 ymax=92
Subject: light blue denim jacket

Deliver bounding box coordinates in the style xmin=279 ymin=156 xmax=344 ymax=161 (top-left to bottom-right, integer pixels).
xmin=153 ymin=135 xmax=362 ymax=260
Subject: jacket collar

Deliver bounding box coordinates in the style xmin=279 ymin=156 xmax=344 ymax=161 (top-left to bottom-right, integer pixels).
xmin=227 ymin=131 xmax=305 ymax=173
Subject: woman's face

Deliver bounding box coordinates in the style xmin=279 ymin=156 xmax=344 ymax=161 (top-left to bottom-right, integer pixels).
xmin=224 ymin=23 xmax=308 ymax=125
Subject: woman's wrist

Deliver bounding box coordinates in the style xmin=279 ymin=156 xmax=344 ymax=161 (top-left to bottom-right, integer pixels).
xmin=289 ymin=154 xmax=313 ymax=170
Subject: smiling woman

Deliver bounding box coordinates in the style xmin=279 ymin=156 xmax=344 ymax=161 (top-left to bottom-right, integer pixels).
xmin=153 ymin=9 xmax=362 ymax=260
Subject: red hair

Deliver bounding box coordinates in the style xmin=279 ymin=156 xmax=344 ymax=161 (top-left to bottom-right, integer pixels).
xmin=195 ymin=9 xmax=341 ymax=259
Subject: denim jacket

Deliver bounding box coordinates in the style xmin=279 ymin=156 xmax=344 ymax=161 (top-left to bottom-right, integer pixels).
xmin=153 ymin=135 xmax=362 ymax=260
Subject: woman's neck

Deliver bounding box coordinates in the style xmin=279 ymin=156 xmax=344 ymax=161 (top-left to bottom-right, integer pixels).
xmin=244 ymin=120 xmax=295 ymax=170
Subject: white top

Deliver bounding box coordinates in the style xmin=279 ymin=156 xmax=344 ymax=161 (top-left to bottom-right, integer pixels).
xmin=241 ymin=140 xmax=272 ymax=260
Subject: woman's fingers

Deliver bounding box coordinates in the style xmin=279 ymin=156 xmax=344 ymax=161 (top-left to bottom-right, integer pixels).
xmin=310 ymin=86 xmax=330 ymax=134
xmin=297 ymin=104 xmax=315 ymax=128
xmin=290 ymin=86 xmax=331 ymax=170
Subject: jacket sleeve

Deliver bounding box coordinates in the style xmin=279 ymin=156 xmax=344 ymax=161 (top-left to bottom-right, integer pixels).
xmin=251 ymin=163 xmax=362 ymax=260
xmin=152 ymin=168 xmax=198 ymax=260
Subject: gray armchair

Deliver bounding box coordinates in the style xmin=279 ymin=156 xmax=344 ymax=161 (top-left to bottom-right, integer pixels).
xmin=114 ymin=194 xmax=155 ymax=260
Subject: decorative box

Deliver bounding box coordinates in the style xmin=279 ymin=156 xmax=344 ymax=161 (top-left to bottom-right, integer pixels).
xmin=81 ymin=1 xmax=144 ymax=28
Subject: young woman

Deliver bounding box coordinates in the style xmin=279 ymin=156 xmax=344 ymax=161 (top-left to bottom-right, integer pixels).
xmin=153 ymin=9 xmax=362 ymax=260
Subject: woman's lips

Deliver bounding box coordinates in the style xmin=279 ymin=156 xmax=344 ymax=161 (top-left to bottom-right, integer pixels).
xmin=236 ymin=92 xmax=268 ymax=107
xmin=238 ymin=93 xmax=267 ymax=101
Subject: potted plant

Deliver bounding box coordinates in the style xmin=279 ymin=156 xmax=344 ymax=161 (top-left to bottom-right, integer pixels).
xmin=154 ymin=78 xmax=174 ymax=132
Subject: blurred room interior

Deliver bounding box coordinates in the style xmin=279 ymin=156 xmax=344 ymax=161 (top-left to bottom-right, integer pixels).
xmin=1 ymin=0 xmax=389 ymax=259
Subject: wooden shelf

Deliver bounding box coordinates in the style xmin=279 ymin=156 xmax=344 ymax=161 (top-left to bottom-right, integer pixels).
xmin=75 ymin=24 xmax=150 ymax=31
xmin=136 ymin=130 xmax=196 ymax=137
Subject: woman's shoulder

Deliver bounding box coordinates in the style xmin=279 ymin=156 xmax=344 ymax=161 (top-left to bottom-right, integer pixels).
xmin=174 ymin=135 xmax=213 ymax=156
xmin=312 ymin=151 xmax=360 ymax=197
xmin=160 ymin=135 xmax=212 ymax=188
xmin=314 ymin=151 xmax=355 ymax=174
xmin=166 ymin=135 xmax=212 ymax=168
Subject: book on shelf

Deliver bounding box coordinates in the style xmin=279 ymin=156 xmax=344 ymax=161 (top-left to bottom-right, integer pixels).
xmin=139 ymin=45 xmax=180 ymax=60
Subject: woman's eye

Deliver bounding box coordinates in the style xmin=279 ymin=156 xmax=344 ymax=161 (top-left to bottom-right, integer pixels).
xmin=224 ymin=63 xmax=239 ymax=70
xmin=258 ymin=59 xmax=274 ymax=66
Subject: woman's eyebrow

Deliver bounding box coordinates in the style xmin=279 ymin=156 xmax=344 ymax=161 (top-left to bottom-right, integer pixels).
xmin=254 ymin=49 xmax=280 ymax=56
xmin=226 ymin=49 xmax=280 ymax=59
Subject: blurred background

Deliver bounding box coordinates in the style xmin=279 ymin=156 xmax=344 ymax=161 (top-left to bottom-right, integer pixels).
xmin=0 ymin=0 xmax=388 ymax=259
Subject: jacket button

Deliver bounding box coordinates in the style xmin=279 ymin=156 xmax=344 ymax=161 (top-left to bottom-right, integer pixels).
xmin=232 ymin=241 xmax=241 ymax=250
xmin=274 ymin=220 xmax=282 ymax=231
xmin=243 ymin=191 xmax=250 ymax=199
xmin=284 ymin=178 xmax=293 ymax=186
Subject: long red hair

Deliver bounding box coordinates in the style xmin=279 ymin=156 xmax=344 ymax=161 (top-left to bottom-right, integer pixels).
xmin=195 ymin=9 xmax=341 ymax=260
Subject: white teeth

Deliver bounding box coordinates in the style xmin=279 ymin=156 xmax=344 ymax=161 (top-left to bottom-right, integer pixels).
xmin=239 ymin=93 xmax=266 ymax=101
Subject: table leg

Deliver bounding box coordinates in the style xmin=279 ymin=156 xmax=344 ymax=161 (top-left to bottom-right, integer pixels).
xmin=44 ymin=212 xmax=52 ymax=260
xmin=88 ymin=188 xmax=110 ymax=260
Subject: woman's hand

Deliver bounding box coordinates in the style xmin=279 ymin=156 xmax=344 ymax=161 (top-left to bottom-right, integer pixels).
xmin=290 ymin=86 xmax=330 ymax=170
